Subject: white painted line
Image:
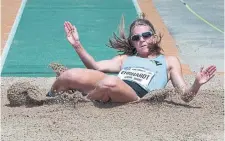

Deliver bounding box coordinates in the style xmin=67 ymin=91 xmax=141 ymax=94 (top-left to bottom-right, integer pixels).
xmin=132 ymin=0 xmax=142 ymax=15
xmin=0 ymin=0 xmax=27 ymax=75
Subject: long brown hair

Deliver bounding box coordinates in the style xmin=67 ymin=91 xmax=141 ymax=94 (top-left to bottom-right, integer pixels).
xmin=108 ymin=13 xmax=163 ymax=55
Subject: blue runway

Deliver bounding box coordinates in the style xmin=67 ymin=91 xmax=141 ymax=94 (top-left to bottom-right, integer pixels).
xmin=2 ymin=0 xmax=137 ymax=77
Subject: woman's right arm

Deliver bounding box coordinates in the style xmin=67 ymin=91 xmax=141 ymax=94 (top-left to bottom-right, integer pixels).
xmin=64 ymin=21 xmax=124 ymax=73
xmin=73 ymin=42 xmax=124 ymax=73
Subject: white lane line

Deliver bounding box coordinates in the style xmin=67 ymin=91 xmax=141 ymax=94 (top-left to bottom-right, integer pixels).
xmin=0 ymin=0 xmax=28 ymax=75
xmin=132 ymin=0 xmax=142 ymax=15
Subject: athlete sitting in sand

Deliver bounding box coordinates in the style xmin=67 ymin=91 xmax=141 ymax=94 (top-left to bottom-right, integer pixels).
xmin=47 ymin=14 xmax=216 ymax=103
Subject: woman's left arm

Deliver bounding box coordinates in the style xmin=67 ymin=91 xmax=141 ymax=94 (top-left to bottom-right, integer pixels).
xmin=167 ymin=56 xmax=216 ymax=103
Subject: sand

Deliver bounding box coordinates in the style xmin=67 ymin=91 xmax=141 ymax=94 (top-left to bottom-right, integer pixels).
xmin=1 ymin=75 xmax=224 ymax=141
xmin=2 ymin=0 xmax=224 ymax=140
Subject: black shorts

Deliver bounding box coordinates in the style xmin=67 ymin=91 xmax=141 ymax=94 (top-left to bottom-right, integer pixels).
xmin=123 ymin=80 xmax=148 ymax=98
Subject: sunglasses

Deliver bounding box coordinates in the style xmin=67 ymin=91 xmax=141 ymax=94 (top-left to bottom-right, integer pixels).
xmin=131 ymin=31 xmax=154 ymax=41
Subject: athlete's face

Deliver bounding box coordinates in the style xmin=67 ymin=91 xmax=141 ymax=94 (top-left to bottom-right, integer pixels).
xmin=131 ymin=25 xmax=155 ymax=57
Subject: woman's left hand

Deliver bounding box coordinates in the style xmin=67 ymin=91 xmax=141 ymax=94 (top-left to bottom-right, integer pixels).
xmin=195 ymin=65 xmax=217 ymax=85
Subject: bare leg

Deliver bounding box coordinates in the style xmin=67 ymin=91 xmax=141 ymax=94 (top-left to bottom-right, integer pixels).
xmin=87 ymin=76 xmax=140 ymax=103
xmin=49 ymin=69 xmax=139 ymax=103
xmin=49 ymin=68 xmax=106 ymax=95
xmin=48 ymin=62 xmax=77 ymax=94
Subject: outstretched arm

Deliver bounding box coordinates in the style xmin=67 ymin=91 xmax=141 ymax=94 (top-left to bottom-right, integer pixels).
xmin=64 ymin=21 xmax=123 ymax=73
xmin=168 ymin=56 xmax=216 ymax=103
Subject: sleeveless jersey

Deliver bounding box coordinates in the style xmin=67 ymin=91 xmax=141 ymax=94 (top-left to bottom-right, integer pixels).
xmin=118 ymin=55 xmax=168 ymax=92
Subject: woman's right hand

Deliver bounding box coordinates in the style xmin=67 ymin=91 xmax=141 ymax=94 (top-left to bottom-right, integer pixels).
xmin=64 ymin=21 xmax=81 ymax=48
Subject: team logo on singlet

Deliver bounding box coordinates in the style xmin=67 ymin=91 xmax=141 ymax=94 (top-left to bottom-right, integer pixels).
xmin=149 ymin=60 xmax=162 ymax=66
xmin=118 ymin=67 xmax=155 ymax=88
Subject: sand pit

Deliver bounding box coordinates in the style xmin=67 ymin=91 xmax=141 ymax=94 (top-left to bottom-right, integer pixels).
xmin=1 ymin=75 xmax=224 ymax=141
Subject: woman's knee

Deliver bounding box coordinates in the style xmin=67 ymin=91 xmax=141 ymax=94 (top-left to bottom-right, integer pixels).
xmin=90 ymin=76 xmax=120 ymax=98
xmin=98 ymin=76 xmax=120 ymax=88
xmin=58 ymin=69 xmax=84 ymax=86
xmin=87 ymin=76 xmax=119 ymax=102
xmin=60 ymin=69 xmax=80 ymax=80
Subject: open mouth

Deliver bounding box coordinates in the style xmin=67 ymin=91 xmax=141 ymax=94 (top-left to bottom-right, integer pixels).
xmin=140 ymin=45 xmax=147 ymax=48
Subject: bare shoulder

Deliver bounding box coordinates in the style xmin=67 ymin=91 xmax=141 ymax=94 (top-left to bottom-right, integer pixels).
xmin=165 ymin=56 xmax=181 ymax=69
xmin=165 ymin=56 xmax=181 ymax=63
xmin=165 ymin=55 xmax=179 ymax=62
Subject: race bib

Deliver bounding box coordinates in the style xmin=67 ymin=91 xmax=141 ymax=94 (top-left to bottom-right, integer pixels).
xmin=118 ymin=67 xmax=155 ymax=88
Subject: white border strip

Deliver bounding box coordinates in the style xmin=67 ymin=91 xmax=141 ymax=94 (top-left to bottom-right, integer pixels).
xmin=0 ymin=0 xmax=27 ymax=75
xmin=132 ymin=0 xmax=142 ymax=15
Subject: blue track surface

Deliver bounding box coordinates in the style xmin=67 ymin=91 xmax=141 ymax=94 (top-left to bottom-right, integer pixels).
xmin=2 ymin=0 xmax=137 ymax=76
